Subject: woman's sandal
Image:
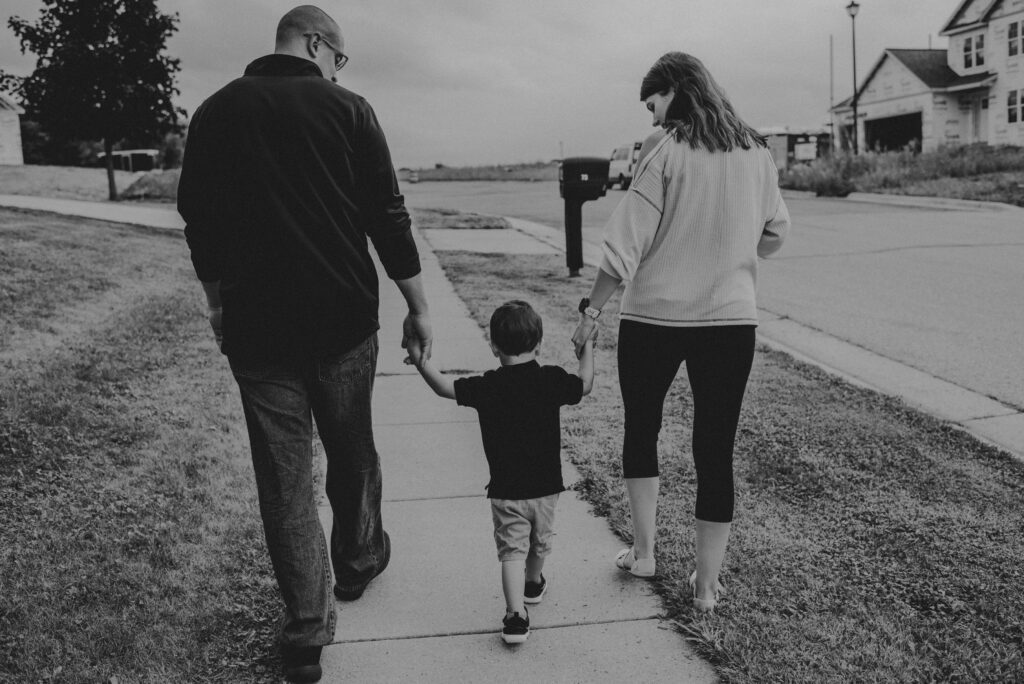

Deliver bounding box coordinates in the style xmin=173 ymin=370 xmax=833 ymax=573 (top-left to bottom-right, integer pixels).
xmin=689 ymin=570 xmax=726 ymax=614
xmin=614 ymin=547 xmax=656 ymax=578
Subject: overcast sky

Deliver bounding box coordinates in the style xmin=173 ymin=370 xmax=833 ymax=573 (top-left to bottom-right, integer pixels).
xmin=2 ymin=0 xmax=958 ymax=168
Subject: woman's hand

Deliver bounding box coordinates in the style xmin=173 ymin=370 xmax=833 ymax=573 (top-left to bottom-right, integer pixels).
xmin=572 ymin=315 xmax=598 ymax=359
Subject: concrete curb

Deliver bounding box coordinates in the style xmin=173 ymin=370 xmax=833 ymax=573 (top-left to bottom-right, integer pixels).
xmin=778 ymin=188 xmax=1024 ymax=214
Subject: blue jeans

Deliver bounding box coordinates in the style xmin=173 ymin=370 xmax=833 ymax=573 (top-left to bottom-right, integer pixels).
xmin=229 ymin=334 xmax=386 ymax=649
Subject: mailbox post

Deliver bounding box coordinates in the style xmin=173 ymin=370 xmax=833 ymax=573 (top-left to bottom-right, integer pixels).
xmin=558 ymin=156 xmax=610 ymax=277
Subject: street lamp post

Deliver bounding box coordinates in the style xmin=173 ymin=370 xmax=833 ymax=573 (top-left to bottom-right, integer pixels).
xmin=847 ymin=0 xmax=860 ymax=154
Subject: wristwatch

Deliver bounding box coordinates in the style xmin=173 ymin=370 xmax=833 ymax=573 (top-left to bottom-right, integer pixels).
xmin=578 ymin=297 xmax=602 ymax=320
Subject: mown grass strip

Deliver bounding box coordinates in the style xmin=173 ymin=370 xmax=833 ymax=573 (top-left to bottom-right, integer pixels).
xmin=434 ymin=249 xmax=1024 ymax=683
xmin=1 ymin=210 xmax=281 ymax=682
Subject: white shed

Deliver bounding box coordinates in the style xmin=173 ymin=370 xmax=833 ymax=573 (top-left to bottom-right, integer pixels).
xmin=0 ymin=93 xmax=25 ymax=165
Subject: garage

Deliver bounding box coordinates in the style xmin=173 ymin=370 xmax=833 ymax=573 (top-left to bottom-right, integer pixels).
xmin=863 ymin=112 xmax=922 ymax=152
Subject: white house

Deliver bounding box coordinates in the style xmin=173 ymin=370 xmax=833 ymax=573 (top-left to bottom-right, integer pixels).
xmin=833 ymin=0 xmax=1024 ymax=151
xmin=0 ymin=92 xmax=25 ymax=165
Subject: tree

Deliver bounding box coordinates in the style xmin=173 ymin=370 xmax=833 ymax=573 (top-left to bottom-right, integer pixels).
xmin=1 ymin=0 xmax=185 ymax=199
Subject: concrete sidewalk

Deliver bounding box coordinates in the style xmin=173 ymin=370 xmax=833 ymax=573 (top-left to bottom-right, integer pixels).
xmin=0 ymin=194 xmax=186 ymax=230
xmin=316 ymin=234 xmax=717 ymax=682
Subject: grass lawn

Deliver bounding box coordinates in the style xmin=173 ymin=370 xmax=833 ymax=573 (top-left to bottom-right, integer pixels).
xmin=433 ymin=249 xmax=1024 ymax=683
xmin=0 ymin=208 xmax=282 ymax=682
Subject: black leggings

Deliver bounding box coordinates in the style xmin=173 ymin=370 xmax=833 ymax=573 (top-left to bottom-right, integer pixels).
xmin=618 ymin=320 xmax=755 ymax=523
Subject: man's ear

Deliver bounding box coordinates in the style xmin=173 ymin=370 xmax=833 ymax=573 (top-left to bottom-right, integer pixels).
xmin=489 ymin=341 xmax=500 ymax=357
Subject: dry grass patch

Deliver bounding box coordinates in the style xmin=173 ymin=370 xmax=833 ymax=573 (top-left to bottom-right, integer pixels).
xmin=0 ymin=165 xmax=140 ymax=202
xmin=434 ymin=249 xmax=1024 ymax=683
xmin=411 ymin=207 xmax=509 ymax=230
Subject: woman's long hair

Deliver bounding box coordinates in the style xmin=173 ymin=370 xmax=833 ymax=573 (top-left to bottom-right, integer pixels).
xmin=640 ymin=52 xmax=765 ymax=152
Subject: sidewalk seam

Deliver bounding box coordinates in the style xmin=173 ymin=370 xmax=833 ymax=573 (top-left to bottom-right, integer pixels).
xmin=330 ymin=616 xmax=665 ymax=645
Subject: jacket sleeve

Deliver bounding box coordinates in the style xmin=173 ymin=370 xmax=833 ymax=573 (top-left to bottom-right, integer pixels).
xmin=355 ymin=101 xmax=420 ymax=281
xmin=600 ymin=141 xmax=668 ymax=282
xmin=177 ymin=103 xmax=225 ymax=283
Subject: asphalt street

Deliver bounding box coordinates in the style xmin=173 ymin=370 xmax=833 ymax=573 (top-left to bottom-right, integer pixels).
xmin=403 ymin=181 xmax=1024 ymax=412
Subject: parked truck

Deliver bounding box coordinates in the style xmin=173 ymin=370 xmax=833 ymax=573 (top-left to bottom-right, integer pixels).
xmin=607 ymin=141 xmax=642 ymax=190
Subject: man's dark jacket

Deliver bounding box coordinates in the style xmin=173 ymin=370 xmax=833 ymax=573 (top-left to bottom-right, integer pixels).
xmin=178 ymin=54 xmax=420 ymax=362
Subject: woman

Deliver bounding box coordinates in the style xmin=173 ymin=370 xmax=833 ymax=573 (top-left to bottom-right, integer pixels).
xmin=572 ymin=52 xmax=790 ymax=612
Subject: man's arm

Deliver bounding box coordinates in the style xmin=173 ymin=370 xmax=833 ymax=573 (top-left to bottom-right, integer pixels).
xmin=178 ymin=104 xmax=229 ymax=351
xmin=395 ymin=274 xmax=432 ymax=362
xmin=201 ymin=280 xmax=223 ymax=349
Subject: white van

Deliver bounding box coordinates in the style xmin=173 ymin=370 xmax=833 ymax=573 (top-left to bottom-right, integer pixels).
xmin=607 ymin=141 xmax=642 ymax=190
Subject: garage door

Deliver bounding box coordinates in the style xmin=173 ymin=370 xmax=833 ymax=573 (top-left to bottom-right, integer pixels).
xmin=863 ymin=112 xmax=922 ymax=152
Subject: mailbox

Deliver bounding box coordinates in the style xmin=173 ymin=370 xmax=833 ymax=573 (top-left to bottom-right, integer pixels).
xmin=559 ymin=156 xmax=610 ymax=201
xmin=558 ymin=156 xmax=610 ymax=276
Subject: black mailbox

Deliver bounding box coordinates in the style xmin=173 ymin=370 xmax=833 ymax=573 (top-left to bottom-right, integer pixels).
xmin=559 ymin=156 xmax=610 ymax=201
xmin=558 ymin=156 xmax=610 ymax=276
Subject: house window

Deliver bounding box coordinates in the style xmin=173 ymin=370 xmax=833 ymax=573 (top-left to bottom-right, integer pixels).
xmin=1010 ymin=90 xmax=1019 ymax=123
xmin=1011 ymin=21 xmax=1019 ymax=57
xmin=964 ymin=34 xmax=985 ymax=68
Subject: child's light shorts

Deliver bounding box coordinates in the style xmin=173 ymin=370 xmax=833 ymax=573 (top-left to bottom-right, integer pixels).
xmin=490 ymin=493 xmax=559 ymax=562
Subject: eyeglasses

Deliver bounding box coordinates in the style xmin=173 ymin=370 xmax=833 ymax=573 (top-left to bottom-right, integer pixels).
xmin=304 ymin=32 xmax=348 ymax=71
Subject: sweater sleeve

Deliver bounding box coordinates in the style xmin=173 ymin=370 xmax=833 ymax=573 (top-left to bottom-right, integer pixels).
xmin=600 ymin=141 xmax=668 ymax=282
xmin=757 ymin=157 xmax=791 ymax=258
xmin=356 ymin=101 xmax=421 ymax=281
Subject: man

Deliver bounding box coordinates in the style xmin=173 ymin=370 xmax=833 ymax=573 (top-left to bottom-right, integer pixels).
xmin=177 ymin=6 xmax=430 ymax=682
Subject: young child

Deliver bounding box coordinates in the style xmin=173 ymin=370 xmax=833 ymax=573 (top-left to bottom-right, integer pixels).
xmin=406 ymin=300 xmax=595 ymax=644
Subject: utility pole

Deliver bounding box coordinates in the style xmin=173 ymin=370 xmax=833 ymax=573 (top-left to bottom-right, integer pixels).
xmin=847 ymin=1 xmax=860 ymax=154
xmin=830 ymin=34 xmax=836 ymax=154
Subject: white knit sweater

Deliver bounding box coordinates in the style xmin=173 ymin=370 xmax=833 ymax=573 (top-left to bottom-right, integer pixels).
xmin=600 ymin=133 xmax=790 ymax=327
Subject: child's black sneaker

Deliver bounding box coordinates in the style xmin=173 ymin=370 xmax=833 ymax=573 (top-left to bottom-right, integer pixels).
xmin=523 ymin=574 xmax=547 ymax=604
xmin=501 ymin=610 xmax=530 ymax=644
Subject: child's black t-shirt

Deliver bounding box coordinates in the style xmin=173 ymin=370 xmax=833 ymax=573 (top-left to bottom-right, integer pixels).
xmin=453 ymin=360 xmax=583 ymax=500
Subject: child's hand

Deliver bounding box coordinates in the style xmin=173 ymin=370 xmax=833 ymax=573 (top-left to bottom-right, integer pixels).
xmin=405 ymin=337 xmax=423 ymax=366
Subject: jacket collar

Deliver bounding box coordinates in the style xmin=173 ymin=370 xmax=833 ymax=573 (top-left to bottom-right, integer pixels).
xmin=244 ymin=54 xmax=324 ymax=78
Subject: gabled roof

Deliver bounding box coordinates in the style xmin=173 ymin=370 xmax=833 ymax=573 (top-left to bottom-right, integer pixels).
xmin=888 ymin=49 xmax=967 ymax=88
xmin=830 ymin=49 xmax=995 ymax=112
xmin=940 ymin=0 xmax=1001 ymax=36
xmin=0 ymin=92 xmax=25 ymax=114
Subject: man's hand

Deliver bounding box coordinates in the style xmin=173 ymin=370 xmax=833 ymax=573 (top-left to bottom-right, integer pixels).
xmin=402 ymin=312 xmax=432 ymax=364
xmin=208 ymin=306 xmax=223 ymax=350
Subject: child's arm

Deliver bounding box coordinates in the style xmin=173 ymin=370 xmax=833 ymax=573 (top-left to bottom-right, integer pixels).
xmin=577 ymin=337 xmax=595 ymax=396
xmin=413 ymin=353 xmax=456 ymax=400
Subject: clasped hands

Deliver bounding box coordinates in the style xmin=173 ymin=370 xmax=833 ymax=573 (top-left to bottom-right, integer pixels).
xmin=571 ymin=315 xmax=599 ymax=359
xmin=402 ymin=312 xmax=433 ymax=367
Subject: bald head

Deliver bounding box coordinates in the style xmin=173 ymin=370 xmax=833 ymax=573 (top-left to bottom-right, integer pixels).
xmin=276 ymin=5 xmax=341 ymax=49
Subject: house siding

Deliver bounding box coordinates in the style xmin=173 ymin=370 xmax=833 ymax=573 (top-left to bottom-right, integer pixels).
xmin=989 ymin=3 xmax=1024 ymax=145
xmin=0 ymin=111 xmax=23 ymax=165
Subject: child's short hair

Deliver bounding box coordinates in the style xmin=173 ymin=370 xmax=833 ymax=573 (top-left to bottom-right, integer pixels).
xmin=489 ymin=300 xmax=543 ymax=355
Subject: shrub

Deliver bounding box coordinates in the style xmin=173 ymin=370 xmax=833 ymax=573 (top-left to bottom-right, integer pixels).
xmin=780 ymin=154 xmax=857 ymax=197
xmin=780 ymin=145 xmax=1024 ymax=198
xmin=121 ymin=169 xmax=180 ymax=201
